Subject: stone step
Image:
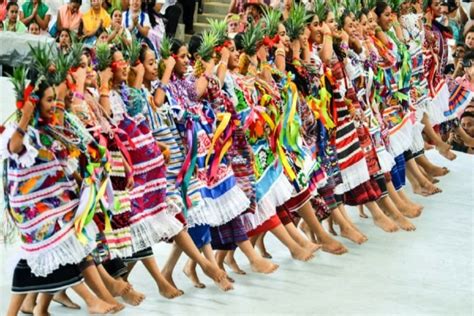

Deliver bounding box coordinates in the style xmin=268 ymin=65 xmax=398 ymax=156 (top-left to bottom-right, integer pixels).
xmin=203 ymin=0 xmax=231 ymax=5
xmin=202 ymin=2 xmax=230 ymax=16
xmin=192 ymin=22 xmax=212 ymax=34
xmin=197 ymin=13 xmax=228 ymax=24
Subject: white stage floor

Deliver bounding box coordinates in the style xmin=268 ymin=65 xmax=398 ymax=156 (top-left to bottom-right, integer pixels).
xmin=0 ymin=151 xmax=472 ymax=315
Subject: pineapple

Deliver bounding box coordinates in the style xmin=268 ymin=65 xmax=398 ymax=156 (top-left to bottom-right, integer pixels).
xmin=284 ymin=2 xmax=310 ymax=41
xmin=343 ymin=0 xmax=361 ymax=15
xmin=262 ymin=7 xmax=282 ymax=39
xmin=388 ymin=0 xmax=404 ymax=13
xmin=312 ymin=0 xmax=326 ymax=21
xmin=241 ymin=18 xmax=264 ymax=56
xmin=158 ymin=36 xmax=172 ymax=80
xmin=96 ymin=43 xmax=112 ymax=72
xmin=28 ymin=42 xmax=54 ymax=82
xmin=8 ymin=65 xmax=28 ymax=106
xmin=123 ymin=35 xmax=142 ymax=66
xmin=52 ymin=51 xmax=73 ymax=85
xmin=208 ymin=18 xmax=228 ymax=47
xmin=366 ymin=0 xmax=377 ymax=10
xmin=198 ymin=31 xmax=218 ymax=62
xmin=68 ymin=41 xmax=84 ymax=71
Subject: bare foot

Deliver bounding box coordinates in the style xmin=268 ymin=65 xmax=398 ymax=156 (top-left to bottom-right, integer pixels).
xmin=226 ymin=275 xmax=235 ymax=283
xmin=250 ymin=257 xmax=279 ymax=274
xmin=392 ymin=215 xmax=416 ymax=231
xmin=214 ymin=276 xmax=234 ymax=292
xmin=320 ymin=238 xmax=348 ymax=255
xmin=32 ymin=306 xmax=49 ymax=316
xmin=183 ymin=263 xmax=206 ymax=289
xmin=87 ymin=297 xmax=116 ymax=315
xmin=424 ymin=142 xmax=435 ymax=150
xmin=328 ymin=224 xmax=338 ymax=236
xmin=122 ymin=287 xmax=145 ymax=306
xmin=340 ymin=226 xmax=368 ymax=245
xmin=358 ymin=205 xmax=369 ymax=218
xmin=373 ymin=215 xmax=399 ymax=232
xmin=224 ymin=254 xmax=246 ymax=275
xmin=158 ymin=280 xmax=184 ymax=299
xmin=201 ymin=262 xmax=227 ymax=283
xmin=303 ymin=241 xmax=322 ymax=253
xmin=52 ymin=292 xmax=80 ymax=310
xmin=437 ymin=145 xmax=457 ymax=161
xmin=109 ymin=280 xmax=132 ymax=298
xmin=259 ymin=250 xmax=272 ymax=259
xmin=290 ymin=246 xmax=314 ymax=262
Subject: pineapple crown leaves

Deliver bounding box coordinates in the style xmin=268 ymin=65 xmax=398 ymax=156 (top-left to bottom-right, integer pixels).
xmin=344 ymin=0 xmax=361 ymax=15
xmin=122 ymin=35 xmax=143 ymax=66
xmin=365 ymin=0 xmax=377 ymax=10
xmin=28 ymin=42 xmax=54 ymax=78
xmin=68 ymin=41 xmax=85 ymax=70
xmin=242 ymin=18 xmax=264 ymax=56
xmin=262 ymin=6 xmax=282 ymax=38
xmin=52 ymin=50 xmax=74 ymax=85
xmin=208 ymin=18 xmax=228 ymax=46
xmin=8 ymin=66 xmax=29 ymax=102
xmin=284 ymin=2 xmax=311 ymax=41
xmin=312 ymin=0 xmax=327 ymax=21
xmin=387 ymin=0 xmax=404 ymax=13
xmin=197 ymin=31 xmax=218 ymax=62
xmin=160 ymin=35 xmax=172 ymax=59
xmin=96 ymin=43 xmax=113 ymax=71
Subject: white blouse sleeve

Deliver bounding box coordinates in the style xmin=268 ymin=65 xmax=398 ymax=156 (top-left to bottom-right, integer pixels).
xmin=0 ymin=122 xmax=39 ymax=168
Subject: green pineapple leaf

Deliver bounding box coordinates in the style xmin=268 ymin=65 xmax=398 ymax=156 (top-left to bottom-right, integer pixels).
xmin=68 ymin=40 xmax=84 ymax=70
xmin=52 ymin=50 xmax=73 ymax=85
xmin=313 ymin=0 xmax=327 ymax=21
xmin=7 ymin=65 xmax=28 ymax=102
xmin=160 ymin=35 xmax=172 ymax=59
xmin=262 ymin=7 xmax=282 ymax=38
xmin=198 ymin=31 xmax=218 ymax=62
xmin=366 ymin=0 xmax=377 ymax=10
xmin=284 ymin=2 xmax=311 ymax=41
xmin=242 ymin=18 xmax=264 ymax=56
xmin=96 ymin=43 xmax=112 ymax=71
xmin=123 ymin=35 xmax=142 ymax=66
xmin=28 ymin=42 xmax=54 ymax=78
xmin=208 ymin=18 xmax=228 ymax=46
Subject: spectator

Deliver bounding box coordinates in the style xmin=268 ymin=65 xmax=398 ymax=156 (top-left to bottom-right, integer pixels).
xmin=464 ymin=26 xmax=474 ymax=50
xmin=244 ymin=0 xmax=264 ymax=23
xmin=145 ymin=0 xmax=166 ymax=52
xmin=57 ymin=0 xmax=83 ymax=33
xmin=456 ymin=50 xmax=474 ymax=92
xmin=0 ymin=0 xmax=7 ymax=21
xmin=82 ymin=0 xmax=111 ymax=42
xmin=3 ymin=2 xmax=27 ymax=32
xmin=28 ymin=20 xmax=40 ymax=34
xmin=226 ymin=14 xmax=241 ymax=38
xmin=159 ymin=0 xmax=181 ymax=37
xmin=180 ymin=0 xmax=196 ymax=35
xmin=58 ymin=29 xmax=72 ymax=53
xmin=96 ymin=27 xmax=109 ymax=44
xmin=20 ymin=0 xmax=51 ymax=32
xmin=107 ymin=8 xmax=132 ymax=45
xmin=123 ymin=0 xmax=151 ymax=39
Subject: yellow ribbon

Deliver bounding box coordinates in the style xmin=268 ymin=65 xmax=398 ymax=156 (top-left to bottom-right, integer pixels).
xmin=205 ymin=112 xmax=231 ymax=167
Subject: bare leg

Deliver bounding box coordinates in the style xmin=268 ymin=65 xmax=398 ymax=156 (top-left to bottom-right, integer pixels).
xmin=236 ymin=240 xmax=279 ymax=274
xmin=6 ymin=294 xmax=26 ymax=316
xmin=358 ymin=205 xmax=369 ymax=218
xmin=327 ymin=216 xmax=338 ymax=236
xmin=406 ymin=158 xmax=442 ymax=196
xmin=202 ymin=245 xmax=233 ymax=290
xmin=72 ymin=283 xmax=116 ymax=314
xmin=96 ymin=265 xmax=144 ymax=306
xmin=141 ymin=257 xmax=184 ymax=299
xmin=82 ymin=264 xmax=124 ymax=312
xmin=20 ymin=293 xmax=37 ymax=314
xmin=174 ymin=230 xmax=226 ymax=283
xmin=297 ymin=202 xmax=347 ymax=255
xmin=222 ymin=250 xmax=246 ymax=274
xmin=183 ymin=258 xmax=206 ymax=288
xmin=421 ymin=114 xmax=456 ymax=160
xmin=299 ymin=220 xmax=317 ymax=243
xmin=284 ymin=221 xmax=321 ymax=253
xmin=33 ymin=293 xmax=53 ymax=316
xmin=365 ymin=201 xmax=399 ymax=232
xmin=338 ymin=204 xmax=367 ymax=236
xmin=162 ymin=242 xmax=184 ymax=289
xmin=255 ymin=233 xmax=272 ymax=259
xmin=52 ymin=290 xmax=80 ymax=310
xmin=377 ymin=196 xmax=416 ymax=231
xmin=122 ymin=261 xmax=137 ymax=282
xmin=269 ymin=223 xmax=314 ymax=261
xmin=386 ymin=180 xmax=423 ymax=218
xmin=416 ymin=154 xmax=449 ymax=177
xmin=331 ymin=207 xmax=368 ymax=244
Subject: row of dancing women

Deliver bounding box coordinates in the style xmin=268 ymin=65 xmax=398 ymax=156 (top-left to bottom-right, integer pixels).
xmin=2 ymin=0 xmax=468 ymax=315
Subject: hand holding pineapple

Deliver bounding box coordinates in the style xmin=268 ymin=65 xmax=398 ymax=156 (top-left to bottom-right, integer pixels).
xmin=99 ymin=68 xmax=113 ymax=89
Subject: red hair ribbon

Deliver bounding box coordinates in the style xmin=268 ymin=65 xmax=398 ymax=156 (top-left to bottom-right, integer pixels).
xmin=111 ymin=61 xmax=128 ymax=73
xmin=263 ymin=35 xmax=280 ymax=48
xmin=16 ymin=84 xmax=38 ymax=110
